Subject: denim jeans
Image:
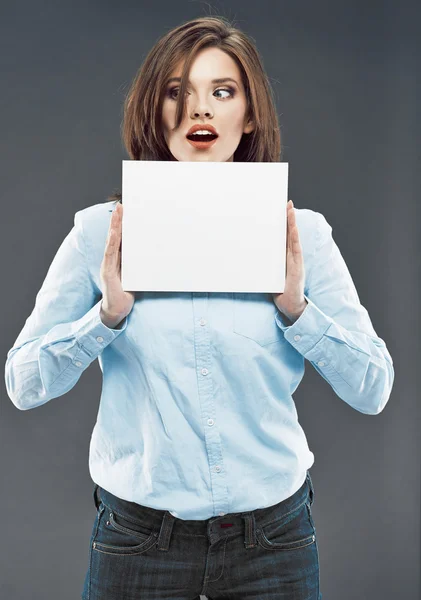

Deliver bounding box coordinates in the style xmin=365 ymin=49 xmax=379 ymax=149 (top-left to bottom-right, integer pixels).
xmin=81 ymin=470 xmax=321 ymax=599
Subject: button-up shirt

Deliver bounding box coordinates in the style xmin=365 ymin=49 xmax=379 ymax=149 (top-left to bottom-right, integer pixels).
xmin=4 ymin=201 xmax=394 ymax=519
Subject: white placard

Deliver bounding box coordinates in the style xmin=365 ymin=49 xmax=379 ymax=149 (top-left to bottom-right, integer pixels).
xmin=121 ymin=160 xmax=288 ymax=293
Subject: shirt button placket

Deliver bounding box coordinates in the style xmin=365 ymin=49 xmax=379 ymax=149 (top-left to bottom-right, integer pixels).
xmin=193 ymin=293 xmax=228 ymax=516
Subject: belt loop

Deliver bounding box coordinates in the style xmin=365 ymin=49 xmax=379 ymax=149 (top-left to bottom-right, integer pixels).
xmin=156 ymin=511 xmax=176 ymax=551
xmin=242 ymin=512 xmax=257 ymax=549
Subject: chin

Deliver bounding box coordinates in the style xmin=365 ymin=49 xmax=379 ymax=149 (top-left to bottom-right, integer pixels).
xmin=171 ymin=150 xmax=233 ymax=162
xmin=168 ymin=141 xmax=235 ymax=163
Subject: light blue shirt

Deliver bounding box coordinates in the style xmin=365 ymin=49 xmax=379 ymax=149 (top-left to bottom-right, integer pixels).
xmin=5 ymin=200 xmax=394 ymax=520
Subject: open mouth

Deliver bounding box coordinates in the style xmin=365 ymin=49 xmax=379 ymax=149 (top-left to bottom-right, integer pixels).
xmin=186 ymin=133 xmax=218 ymax=142
xmin=186 ymin=133 xmax=218 ymax=149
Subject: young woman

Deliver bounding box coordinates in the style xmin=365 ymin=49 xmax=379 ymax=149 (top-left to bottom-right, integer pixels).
xmin=5 ymin=15 xmax=394 ymax=600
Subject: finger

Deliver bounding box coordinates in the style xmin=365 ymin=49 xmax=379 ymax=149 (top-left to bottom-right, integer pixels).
xmin=291 ymin=226 xmax=303 ymax=262
xmin=288 ymin=202 xmax=298 ymax=238
xmin=287 ymin=205 xmax=302 ymax=258
xmin=287 ymin=201 xmax=294 ymax=229
xmin=111 ymin=204 xmax=122 ymax=241
xmin=104 ymin=221 xmax=121 ymax=271
xmin=286 ymin=200 xmax=294 ymax=251
xmin=108 ymin=204 xmax=119 ymax=231
xmin=104 ymin=230 xmax=117 ymax=265
xmin=117 ymin=203 xmax=122 ymax=230
xmin=116 ymin=204 xmax=122 ymax=255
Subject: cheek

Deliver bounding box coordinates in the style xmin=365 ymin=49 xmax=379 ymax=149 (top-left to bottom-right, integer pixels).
xmin=223 ymin=117 xmax=247 ymax=139
xmin=162 ymin=103 xmax=176 ymax=130
xmin=223 ymin=105 xmax=248 ymax=134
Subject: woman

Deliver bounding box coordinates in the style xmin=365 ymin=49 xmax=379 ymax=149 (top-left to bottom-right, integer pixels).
xmin=5 ymin=15 xmax=394 ymax=600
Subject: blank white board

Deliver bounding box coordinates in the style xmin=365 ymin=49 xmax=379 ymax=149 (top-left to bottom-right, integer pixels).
xmin=121 ymin=160 xmax=288 ymax=293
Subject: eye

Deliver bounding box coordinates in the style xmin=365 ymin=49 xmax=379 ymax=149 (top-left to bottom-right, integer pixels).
xmin=166 ymin=87 xmax=181 ymax=100
xmin=166 ymin=87 xmax=235 ymax=100
xmin=214 ymin=87 xmax=235 ymax=99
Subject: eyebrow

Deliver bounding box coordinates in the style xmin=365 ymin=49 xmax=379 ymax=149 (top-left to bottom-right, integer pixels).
xmin=166 ymin=77 xmax=239 ymax=85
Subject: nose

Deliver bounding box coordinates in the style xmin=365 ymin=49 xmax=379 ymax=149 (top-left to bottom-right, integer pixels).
xmin=192 ymin=110 xmax=212 ymax=117
xmin=190 ymin=103 xmax=213 ymax=119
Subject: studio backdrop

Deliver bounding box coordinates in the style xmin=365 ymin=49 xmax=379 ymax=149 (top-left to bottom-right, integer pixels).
xmin=1 ymin=1 xmax=419 ymax=599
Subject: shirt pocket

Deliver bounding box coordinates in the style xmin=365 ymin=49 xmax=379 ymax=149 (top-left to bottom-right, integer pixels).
xmin=232 ymin=292 xmax=285 ymax=347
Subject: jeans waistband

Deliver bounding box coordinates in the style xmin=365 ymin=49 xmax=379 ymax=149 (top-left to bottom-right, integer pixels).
xmin=93 ymin=470 xmax=314 ymax=552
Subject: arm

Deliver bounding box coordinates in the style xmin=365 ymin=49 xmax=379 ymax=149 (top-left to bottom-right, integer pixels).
xmin=275 ymin=212 xmax=394 ymax=415
xmin=4 ymin=209 xmax=127 ymax=410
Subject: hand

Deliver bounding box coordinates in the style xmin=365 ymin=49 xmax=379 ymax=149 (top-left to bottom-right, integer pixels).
xmin=272 ymin=200 xmax=307 ymax=322
xmin=99 ymin=202 xmax=135 ymax=328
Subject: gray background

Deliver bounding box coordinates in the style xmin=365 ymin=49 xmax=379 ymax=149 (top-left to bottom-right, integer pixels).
xmin=1 ymin=1 xmax=419 ymax=598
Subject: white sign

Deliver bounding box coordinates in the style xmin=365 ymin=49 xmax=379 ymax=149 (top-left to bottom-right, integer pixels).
xmin=121 ymin=160 xmax=288 ymax=293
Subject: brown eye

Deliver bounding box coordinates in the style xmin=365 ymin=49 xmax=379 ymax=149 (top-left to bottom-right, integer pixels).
xmin=167 ymin=87 xmax=179 ymax=99
xmin=167 ymin=87 xmax=186 ymax=100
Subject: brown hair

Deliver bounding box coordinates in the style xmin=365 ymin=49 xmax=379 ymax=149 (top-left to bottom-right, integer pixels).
xmin=108 ymin=15 xmax=281 ymax=204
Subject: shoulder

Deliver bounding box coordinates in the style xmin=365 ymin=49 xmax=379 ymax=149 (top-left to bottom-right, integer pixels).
xmin=74 ymin=200 xmax=116 ymax=227
xmin=72 ymin=201 xmax=117 ymax=269
xmin=73 ymin=200 xmax=118 ymax=245
xmin=293 ymin=207 xmax=331 ymax=256
xmin=294 ymin=206 xmax=318 ymax=229
xmin=294 ymin=206 xmax=330 ymax=231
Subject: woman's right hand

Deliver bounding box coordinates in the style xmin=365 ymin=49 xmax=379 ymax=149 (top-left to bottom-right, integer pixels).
xmin=99 ymin=202 xmax=135 ymax=329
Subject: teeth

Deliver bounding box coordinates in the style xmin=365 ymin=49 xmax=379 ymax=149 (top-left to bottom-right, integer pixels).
xmin=191 ymin=130 xmax=214 ymax=135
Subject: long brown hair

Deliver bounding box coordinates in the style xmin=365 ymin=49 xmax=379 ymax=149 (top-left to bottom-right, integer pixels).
xmin=108 ymin=15 xmax=282 ymax=204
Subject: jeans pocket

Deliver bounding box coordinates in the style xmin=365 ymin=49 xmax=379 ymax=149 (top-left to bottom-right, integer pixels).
xmin=233 ymin=292 xmax=285 ymax=347
xmin=257 ymin=499 xmax=316 ymax=551
xmin=92 ymin=504 xmax=158 ymax=556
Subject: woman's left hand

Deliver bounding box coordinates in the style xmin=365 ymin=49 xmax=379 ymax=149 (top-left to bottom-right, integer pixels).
xmin=271 ymin=199 xmax=308 ymax=322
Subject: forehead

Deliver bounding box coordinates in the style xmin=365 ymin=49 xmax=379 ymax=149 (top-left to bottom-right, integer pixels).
xmin=171 ymin=47 xmax=241 ymax=80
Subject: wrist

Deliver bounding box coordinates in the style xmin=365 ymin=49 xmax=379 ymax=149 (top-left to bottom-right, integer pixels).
xmin=282 ymin=298 xmax=308 ymax=323
xmin=100 ymin=305 xmax=127 ymax=329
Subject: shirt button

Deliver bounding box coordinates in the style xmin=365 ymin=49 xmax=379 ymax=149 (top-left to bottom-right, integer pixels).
xmin=207 ymin=419 xmax=214 ymax=426
xmin=294 ymin=334 xmax=301 ymax=341
xmin=201 ymin=368 xmax=209 ymax=376
xmin=317 ymin=361 xmax=325 ymax=367
xmin=199 ymin=319 xmax=207 ymax=326
xmin=214 ymin=465 xmax=221 ymax=473
xmin=74 ymin=361 xmax=83 ymax=367
xmin=96 ymin=336 xmax=104 ymax=343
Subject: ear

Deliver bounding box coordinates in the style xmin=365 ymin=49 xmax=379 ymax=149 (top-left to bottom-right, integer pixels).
xmin=243 ymin=119 xmax=254 ymax=134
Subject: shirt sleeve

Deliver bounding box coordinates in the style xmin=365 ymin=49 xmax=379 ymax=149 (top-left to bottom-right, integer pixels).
xmin=4 ymin=209 xmax=127 ymax=410
xmin=275 ymin=212 xmax=394 ymax=415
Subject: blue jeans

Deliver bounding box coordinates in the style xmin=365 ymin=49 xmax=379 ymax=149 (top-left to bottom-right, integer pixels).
xmin=81 ymin=470 xmax=321 ymax=599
